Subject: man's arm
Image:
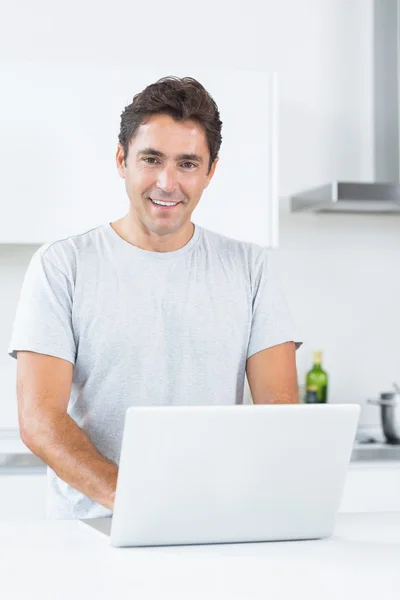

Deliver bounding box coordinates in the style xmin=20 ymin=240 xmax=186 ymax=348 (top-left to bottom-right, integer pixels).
xmin=246 ymin=341 xmax=299 ymax=404
xmin=17 ymin=351 xmax=118 ymax=510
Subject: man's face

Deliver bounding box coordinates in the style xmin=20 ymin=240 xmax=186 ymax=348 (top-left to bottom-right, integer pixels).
xmin=116 ymin=113 xmax=218 ymax=237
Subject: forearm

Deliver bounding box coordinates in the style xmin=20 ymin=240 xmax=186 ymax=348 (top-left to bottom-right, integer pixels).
xmin=21 ymin=412 xmax=118 ymax=511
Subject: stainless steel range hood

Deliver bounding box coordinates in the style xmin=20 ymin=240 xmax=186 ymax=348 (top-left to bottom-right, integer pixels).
xmin=291 ymin=2 xmax=400 ymax=215
xmin=290 ymin=182 xmax=400 ymax=214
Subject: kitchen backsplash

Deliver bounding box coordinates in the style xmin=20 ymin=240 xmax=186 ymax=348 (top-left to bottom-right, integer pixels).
xmin=275 ymin=197 xmax=400 ymax=426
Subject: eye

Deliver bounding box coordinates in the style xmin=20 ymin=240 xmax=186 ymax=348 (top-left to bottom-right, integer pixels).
xmin=143 ymin=157 xmax=159 ymax=164
xmin=182 ymin=162 xmax=197 ymax=169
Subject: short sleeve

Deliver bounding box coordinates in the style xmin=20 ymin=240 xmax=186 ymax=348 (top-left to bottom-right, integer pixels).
xmin=8 ymin=246 xmax=76 ymax=364
xmin=246 ymin=250 xmax=303 ymax=359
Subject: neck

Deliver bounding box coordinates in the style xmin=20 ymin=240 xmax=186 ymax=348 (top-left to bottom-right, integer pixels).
xmin=111 ymin=213 xmax=195 ymax=253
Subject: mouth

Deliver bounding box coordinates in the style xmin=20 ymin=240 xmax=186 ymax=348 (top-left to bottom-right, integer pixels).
xmin=148 ymin=197 xmax=183 ymax=211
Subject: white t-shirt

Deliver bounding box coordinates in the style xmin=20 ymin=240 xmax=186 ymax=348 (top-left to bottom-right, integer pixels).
xmin=9 ymin=222 xmax=302 ymax=519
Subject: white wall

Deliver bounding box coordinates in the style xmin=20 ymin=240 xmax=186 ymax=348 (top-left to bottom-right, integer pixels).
xmin=1 ymin=0 xmax=394 ymax=428
xmin=276 ymin=203 xmax=400 ymax=425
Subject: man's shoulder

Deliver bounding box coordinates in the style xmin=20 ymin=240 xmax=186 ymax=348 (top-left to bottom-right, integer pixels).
xmin=200 ymin=225 xmax=267 ymax=268
xmin=32 ymin=223 xmax=106 ymax=280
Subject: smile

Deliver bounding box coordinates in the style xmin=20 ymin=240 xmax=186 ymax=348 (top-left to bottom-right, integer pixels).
xmin=149 ymin=198 xmax=182 ymax=209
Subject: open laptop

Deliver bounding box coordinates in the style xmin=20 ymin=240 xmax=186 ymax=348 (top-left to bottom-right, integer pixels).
xmin=80 ymin=403 xmax=360 ymax=547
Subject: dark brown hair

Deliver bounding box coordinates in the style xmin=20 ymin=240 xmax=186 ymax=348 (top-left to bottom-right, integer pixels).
xmin=118 ymin=76 xmax=223 ymax=174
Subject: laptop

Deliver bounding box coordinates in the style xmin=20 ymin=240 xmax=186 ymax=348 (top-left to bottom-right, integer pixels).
xmin=79 ymin=403 xmax=360 ymax=547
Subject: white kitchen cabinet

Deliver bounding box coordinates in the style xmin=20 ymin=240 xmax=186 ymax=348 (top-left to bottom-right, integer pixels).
xmin=0 ymin=63 xmax=278 ymax=247
xmin=0 ymin=474 xmax=47 ymax=520
xmin=339 ymin=462 xmax=400 ymax=513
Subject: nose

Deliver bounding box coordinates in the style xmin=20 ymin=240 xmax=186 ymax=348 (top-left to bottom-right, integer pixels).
xmin=156 ymin=164 xmax=179 ymax=194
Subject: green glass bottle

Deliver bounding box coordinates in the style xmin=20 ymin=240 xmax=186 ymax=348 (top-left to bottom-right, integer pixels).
xmin=304 ymin=385 xmax=318 ymax=404
xmin=305 ymin=350 xmax=328 ymax=403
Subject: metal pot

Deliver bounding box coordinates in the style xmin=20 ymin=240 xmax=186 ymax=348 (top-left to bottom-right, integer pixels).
xmin=368 ymin=392 xmax=400 ymax=444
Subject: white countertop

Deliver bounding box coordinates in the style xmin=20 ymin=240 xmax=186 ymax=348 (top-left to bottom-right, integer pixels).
xmin=2 ymin=428 xmax=400 ymax=464
xmin=0 ymin=512 xmax=398 ymax=599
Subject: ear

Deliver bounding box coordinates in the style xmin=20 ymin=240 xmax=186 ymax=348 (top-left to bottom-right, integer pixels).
xmin=116 ymin=144 xmax=126 ymax=179
xmin=204 ymin=157 xmax=219 ymax=189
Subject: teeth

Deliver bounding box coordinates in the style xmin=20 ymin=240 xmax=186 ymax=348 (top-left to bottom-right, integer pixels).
xmin=151 ymin=199 xmax=178 ymax=207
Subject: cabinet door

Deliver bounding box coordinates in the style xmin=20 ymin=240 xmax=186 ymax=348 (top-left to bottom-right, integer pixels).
xmin=0 ymin=475 xmax=47 ymax=520
xmin=339 ymin=464 xmax=400 ymax=513
xmin=0 ymin=63 xmax=278 ymax=247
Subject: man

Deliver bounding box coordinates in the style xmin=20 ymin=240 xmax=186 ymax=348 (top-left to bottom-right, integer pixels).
xmin=9 ymin=76 xmax=302 ymax=520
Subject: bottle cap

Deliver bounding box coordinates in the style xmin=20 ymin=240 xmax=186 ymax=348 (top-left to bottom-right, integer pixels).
xmin=313 ymin=350 xmax=322 ymax=364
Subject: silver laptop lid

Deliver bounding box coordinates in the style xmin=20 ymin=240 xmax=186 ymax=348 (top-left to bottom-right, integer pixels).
xmin=110 ymin=404 xmax=360 ymax=547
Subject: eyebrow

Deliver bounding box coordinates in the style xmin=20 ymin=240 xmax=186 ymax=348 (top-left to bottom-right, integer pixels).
xmin=137 ymin=147 xmax=204 ymax=164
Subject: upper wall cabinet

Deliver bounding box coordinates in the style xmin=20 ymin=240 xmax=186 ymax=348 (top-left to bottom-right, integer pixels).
xmin=0 ymin=63 xmax=278 ymax=247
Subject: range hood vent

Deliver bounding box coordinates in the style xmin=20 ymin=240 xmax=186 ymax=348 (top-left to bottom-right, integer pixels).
xmin=290 ymin=182 xmax=400 ymax=214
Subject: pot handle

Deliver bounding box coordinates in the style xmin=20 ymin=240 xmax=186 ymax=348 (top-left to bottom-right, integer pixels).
xmin=367 ymin=398 xmax=395 ymax=406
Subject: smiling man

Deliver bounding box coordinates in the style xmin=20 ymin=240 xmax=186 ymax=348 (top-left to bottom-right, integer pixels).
xmin=9 ymin=76 xmax=302 ymax=520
